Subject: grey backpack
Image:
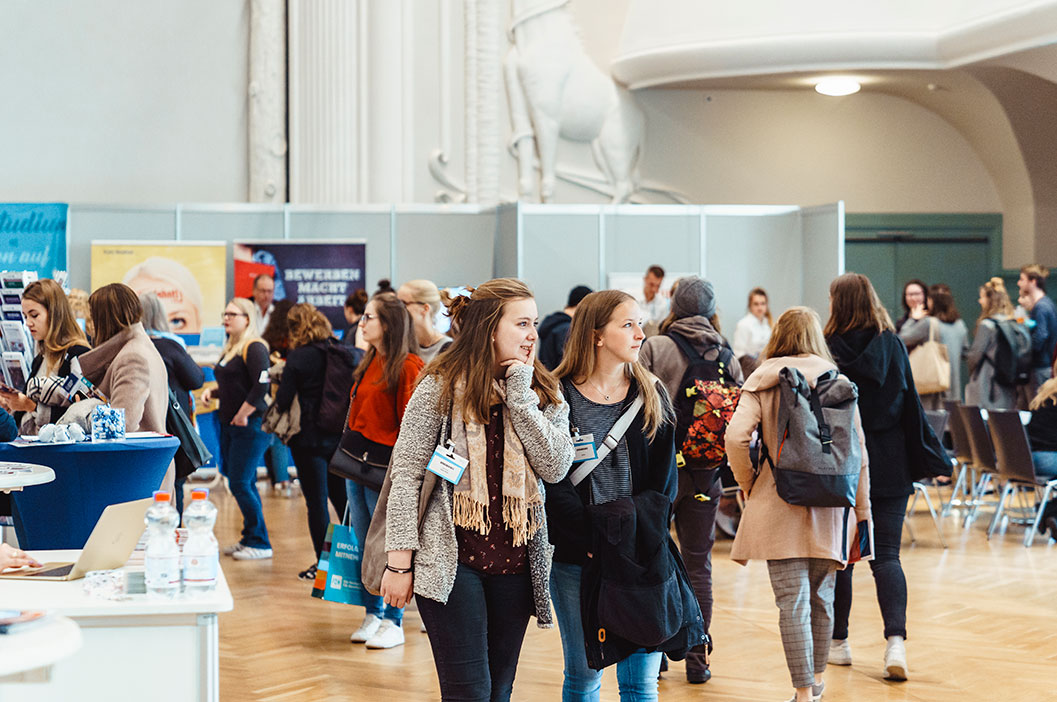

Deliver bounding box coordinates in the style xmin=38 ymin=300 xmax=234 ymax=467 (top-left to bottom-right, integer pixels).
xmin=758 ymin=367 xmax=862 ymax=508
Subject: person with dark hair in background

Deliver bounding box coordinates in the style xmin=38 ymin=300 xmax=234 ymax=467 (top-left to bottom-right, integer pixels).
xmin=341 ymin=289 xmax=369 ymax=349
xmin=635 ymin=265 xmax=669 ymax=334
xmin=824 ymin=273 xmax=944 ymax=682
xmin=895 ymin=280 xmax=929 ymax=333
xmin=374 ymin=278 xmax=396 ymax=296
xmin=141 ymin=291 xmax=205 ymax=515
xmin=537 ymin=285 xmax=593 ymax=371
xmin=1017 ymin=264 xmax=1057 ymax=395
xmin=261 ymin=299 xmax=296 ymax=496
xmin=897 ymin=284 xmax=970 ymax=409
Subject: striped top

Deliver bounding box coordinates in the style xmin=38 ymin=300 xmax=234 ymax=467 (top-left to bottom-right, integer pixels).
xmin=565 ymin=384 xmax=633 ymax=505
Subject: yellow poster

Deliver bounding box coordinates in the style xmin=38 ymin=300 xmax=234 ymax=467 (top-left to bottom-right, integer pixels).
xmin=90 ymin=241 xmax=227 ymax=334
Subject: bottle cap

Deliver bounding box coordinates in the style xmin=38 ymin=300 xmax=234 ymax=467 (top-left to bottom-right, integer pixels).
xmin=153 ymin=491 xmax=171 ymax=502
xmin=191 ymin=489 xmax=209 ymax=500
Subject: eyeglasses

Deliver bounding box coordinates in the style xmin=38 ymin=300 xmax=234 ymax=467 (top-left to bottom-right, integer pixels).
xmin=222 ymin=312 xmax=248 ymax=319
xmin=359 ymin=313 xmax=377 ymax=324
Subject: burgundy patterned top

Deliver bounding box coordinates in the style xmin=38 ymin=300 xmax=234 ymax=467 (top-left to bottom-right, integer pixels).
xmin=456 ymin=404 xmax=528 ymax=575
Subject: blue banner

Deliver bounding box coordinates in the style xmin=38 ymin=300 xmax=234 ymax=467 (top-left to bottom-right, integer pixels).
xmin=0 ymin=203 xmax=68 ymax=279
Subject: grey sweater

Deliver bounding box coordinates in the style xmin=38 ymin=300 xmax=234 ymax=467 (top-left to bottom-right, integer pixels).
xmin=898 ymin=316 xmax=969 ymax=403
xmin=385 ymin=365 xmax=574 ymax=627
xmin=965 ymin=317 xmax=1018 ymax=410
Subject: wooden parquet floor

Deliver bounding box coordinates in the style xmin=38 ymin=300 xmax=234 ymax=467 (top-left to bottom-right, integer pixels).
xmin=210 ymin=482 xmax=1057 ymax=701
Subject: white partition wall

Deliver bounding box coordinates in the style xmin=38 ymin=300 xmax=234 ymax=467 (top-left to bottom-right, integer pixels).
xmin=68 ymin=202 xmax=845 ymax=326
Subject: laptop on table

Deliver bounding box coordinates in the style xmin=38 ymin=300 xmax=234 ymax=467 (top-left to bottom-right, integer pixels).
xmin=0 ymin=497 xmax=152 ymax=581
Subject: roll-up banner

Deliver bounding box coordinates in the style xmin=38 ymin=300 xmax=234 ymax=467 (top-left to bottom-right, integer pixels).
xmin=0 ymin=203 xmax=68 ymax=279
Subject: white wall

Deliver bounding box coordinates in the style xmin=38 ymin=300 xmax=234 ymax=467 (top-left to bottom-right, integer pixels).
xmin=0 ymin=0 xmax=249 ymax=203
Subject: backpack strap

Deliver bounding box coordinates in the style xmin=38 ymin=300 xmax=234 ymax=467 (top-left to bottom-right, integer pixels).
xmin=807 ymin=370 xmax=834 ymax=454
xmin=665 ymin=331 xmax=732 ymax=379
xmin=568 ymin=394 xmax=645 ymax=487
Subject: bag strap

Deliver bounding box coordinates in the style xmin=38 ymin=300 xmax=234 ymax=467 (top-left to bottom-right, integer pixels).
xmin=568 ymin=394 xmax=644 ymax=486
xmin=807 ymin=382 xmax=832 ymax=454
xmin=666 ymin=331 xmax=730 ymax=378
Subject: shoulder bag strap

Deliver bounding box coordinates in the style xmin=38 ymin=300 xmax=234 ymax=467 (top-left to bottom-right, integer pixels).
xmin=568 ymin=394 xmax=645 ymax=486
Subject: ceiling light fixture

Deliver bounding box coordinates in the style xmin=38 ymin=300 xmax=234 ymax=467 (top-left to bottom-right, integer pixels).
xmin=815 ymin=78 xmax=861 ymax=97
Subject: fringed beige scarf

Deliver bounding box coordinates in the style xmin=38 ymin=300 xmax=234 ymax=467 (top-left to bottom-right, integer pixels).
xmin=451 ymin=378 xmax=544 ymax=547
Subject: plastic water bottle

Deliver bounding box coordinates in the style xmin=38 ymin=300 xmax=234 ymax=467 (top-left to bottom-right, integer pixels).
xmin=182 ymin=489 xmax=219 ymax=594
xmin=144 ymin=490 xmax=180 ymax=599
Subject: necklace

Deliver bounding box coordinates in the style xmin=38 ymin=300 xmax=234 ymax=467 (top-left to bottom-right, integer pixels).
xmin=587 ymin=376 xmax=625 ymax=402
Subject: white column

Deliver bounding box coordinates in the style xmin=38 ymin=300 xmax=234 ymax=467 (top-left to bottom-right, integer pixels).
xmin=249 ymin=0 xmax=288 ymax=203
xmin=464 ymin=0 xmax=503 ymax=205
xmin=288 ymin=0 xmax=362 ymax=203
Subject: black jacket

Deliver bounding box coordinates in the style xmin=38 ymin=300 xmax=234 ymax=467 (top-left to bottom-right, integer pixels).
xmin=275 ymin=341 xmax=343 ymax=446
xmin=1028 ymin=401 xmax=1057 ymax=452
xmin=545 ymin=380 xmax=678 ymax=565
xmin=827 ymin=329 xmax=947 ymax=497
xmin=150 ymin=338 xmax=204 ymax=420
xmin=538 ymin=311 xmax=572 ymax=371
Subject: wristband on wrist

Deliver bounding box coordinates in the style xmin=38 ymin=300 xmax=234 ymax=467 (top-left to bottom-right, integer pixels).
xmin=385 ymin=563 xmax=413 ymax=574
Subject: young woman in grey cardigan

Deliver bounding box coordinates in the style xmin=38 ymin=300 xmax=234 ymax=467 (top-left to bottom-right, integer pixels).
xmin=380 ymin=278 xmax=573 ymax=702
xmin=965 ymin=278 xmax=1019 ymax=410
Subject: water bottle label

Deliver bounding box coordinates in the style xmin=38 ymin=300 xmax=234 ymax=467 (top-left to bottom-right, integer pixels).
xmin=183 ymin=553 xmax=218 ymax=586
xmin=145 ymin=556 xmax=181 ymax=589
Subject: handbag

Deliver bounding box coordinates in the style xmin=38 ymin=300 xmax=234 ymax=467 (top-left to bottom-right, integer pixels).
xmin=361 ymin=405 xmax=451 ymax=596
xmin=166 ymin=388 xmax=212 ymax=481
xmin=908 ymin=319 xmax=951 ymax=395
xmin=261 ymin=393 xmax=301 ymax=444
xmin=311 ymin=506 xmax=368 ymax=606
xmin=327 ymin=375 xmax=390 ymax=491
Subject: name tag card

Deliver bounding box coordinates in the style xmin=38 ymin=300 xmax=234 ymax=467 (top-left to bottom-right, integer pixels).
xmin=572 ymin=433 xmax=597 ymax=463
xmin=426 ymin=443 xmax=469 ymax=484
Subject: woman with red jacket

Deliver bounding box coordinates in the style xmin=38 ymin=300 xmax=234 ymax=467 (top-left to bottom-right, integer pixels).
xmin=345 ymin=292 xmax=424 ymax=650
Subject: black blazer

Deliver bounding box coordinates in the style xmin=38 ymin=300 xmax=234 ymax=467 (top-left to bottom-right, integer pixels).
xmin=545 ymin=379 xmax=678 ymax=565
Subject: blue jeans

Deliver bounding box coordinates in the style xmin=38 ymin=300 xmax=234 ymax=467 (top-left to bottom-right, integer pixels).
xmin=346 ymin=479 xmax=402 ymax=624
xmin=550 ymin=561 xmax=662 ymax=702
xmin=264 ymin=434 xmax=291 ymax=485
xmin=1032 ymin=451 xmax=1057 ymax=479
xmin=220 ymin=417 xmax=272 ymax=549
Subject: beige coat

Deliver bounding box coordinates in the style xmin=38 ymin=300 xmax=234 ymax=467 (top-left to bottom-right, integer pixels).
xmin=725 ymin=354 xmax=871 ymax=567
xmin=78 ymin=322 xmax=169 ymax=435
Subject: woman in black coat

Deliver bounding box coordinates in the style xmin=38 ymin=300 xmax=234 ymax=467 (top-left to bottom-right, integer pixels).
xmin=823 ymin=273 xmax=945 ymax=683
xmin=274 ymin=303 xmax=351 ymax=580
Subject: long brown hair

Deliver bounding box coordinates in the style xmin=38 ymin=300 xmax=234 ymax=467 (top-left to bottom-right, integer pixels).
xmin=748 ymin=287 xmax=773 ymax=326
xmin=355 ymin=292 xmax=417 ymax=394
xmin=555 ymin=290 xmax=669 ymax=440
xmin=89 ymin=283 xmax=143 ymax=346
xmin=823 ymin=273 xmax=895 ymax=337
xmin=23 ymin=279 xmax=89 ymax=370
xmin=287 ymin=303 xmax=333 ymax=349
xmin=928 ymin=284 xmax=961 ymax=323
xmin=421 ymin=278 xmax=561 ymax=424
xmin=764 ymin=307 xmax=834 ymax=362
xmin=976 ymin=277 xmax=1014 ymax=328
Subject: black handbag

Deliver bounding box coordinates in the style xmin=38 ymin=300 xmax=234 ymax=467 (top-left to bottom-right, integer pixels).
xmin=166 ymin=388 xmax=213 ymax=481
xmin=327 ymin=374 xmax=390 ymax=491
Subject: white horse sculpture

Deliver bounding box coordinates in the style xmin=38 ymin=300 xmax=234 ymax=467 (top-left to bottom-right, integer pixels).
xmin=505 ymin=0 xmax=645 ymax=203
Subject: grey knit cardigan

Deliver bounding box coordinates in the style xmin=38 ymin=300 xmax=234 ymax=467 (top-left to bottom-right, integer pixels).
xmin=385 ymin=365 xmax=574 ymax=627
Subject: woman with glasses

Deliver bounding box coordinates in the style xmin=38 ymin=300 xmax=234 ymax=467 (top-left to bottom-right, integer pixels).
xmin=397 ymin=279 xmax=451 ymax=362
xmin=345 ymin=293 xmax=425 ymax=649
xmin=201 ymin=298 xmax=274 ymax=560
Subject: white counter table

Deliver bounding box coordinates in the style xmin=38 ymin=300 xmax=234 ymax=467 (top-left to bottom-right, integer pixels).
xmin=0 ymin=550 xmax=234 ymax=702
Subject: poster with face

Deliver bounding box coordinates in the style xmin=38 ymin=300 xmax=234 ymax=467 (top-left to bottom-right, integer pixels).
xmin=233 ymin=241 xmax=366 ymax=331
xmin=90 ymin=241 xmax=227 ymax=335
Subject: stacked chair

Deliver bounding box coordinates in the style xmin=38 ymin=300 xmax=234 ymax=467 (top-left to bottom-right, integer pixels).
xmin=985 ymin=409 xmax=1057 ymax=547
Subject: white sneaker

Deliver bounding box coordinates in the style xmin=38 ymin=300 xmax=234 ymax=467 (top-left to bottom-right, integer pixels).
xmin=884 ymin=636 xmax=908 ymax=681
xmin=365 ymin=620 xmax=405 ymax=649
xmin=350 ymin=614 xmax=382 ymax=644
xmin=828 ymin=638 xmax=852 ymax=666
xmin=222 ymin=543 xmax=246 ymax=556
xmin=420 ymin=621 xmax=427 ymax=633
xmin=231 ymin=546 xmax=273 ymax=560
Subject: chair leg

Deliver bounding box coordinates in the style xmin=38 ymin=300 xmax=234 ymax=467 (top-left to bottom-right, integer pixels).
xmin=1026 ymin=484 xmax=1054 ymax=548
xmin=907 ymin=487 xmax=921 ymax=516
xmin=917 ymin=482 xmax=948 ymax=548
xmin=904 ymin=509 xmax=917 ymax=544
xmin=987 ymin=482 xmax=1012 ymax=539
xmin=943 ymin=464 xmax=967 ymax=517
xmin=964 ymin=472 xmax=989 ymax=528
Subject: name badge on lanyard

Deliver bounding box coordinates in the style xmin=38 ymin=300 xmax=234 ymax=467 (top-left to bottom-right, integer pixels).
xmin=426 ymin=441 xmax=470 ymax=484
xmin=572 ymin=430 xmax=597 ymax=463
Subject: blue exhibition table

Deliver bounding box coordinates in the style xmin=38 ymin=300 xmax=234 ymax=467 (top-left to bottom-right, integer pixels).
xmin=3 ymin=436 xmax=180 ymax=549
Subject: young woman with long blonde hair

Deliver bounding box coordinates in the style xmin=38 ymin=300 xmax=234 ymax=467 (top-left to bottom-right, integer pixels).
xmin=380 ymin=278 xmax=573 ymax=701
xmin=201 ymin=297 xmax=273 ymax=559
xmin=965 ymin=277 xmax=1018 ymax=410
xmin=727 ymin=307 xmax=871 ymax=702
xmin=397 ymin=279 xmax=451 ymax=362
xmin=548 ymin=289 xmax=678 ymax=702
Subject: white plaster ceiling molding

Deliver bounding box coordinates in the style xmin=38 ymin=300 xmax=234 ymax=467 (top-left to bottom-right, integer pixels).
xmin=611 ymin=0 xmax=1057 ymax=88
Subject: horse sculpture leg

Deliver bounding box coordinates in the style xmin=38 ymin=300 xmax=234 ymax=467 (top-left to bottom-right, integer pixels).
xmin=595 ymin=89 xmax=645 ymax=203
xmin=504 ymin=49 xmax=538 ymax=200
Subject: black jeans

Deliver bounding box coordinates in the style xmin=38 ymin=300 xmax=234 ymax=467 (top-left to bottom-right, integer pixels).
xmin=833 ymin=494 xmax=909 ymax=641
xmin=416 ymin=562 xmax=534 ymax=702
xmin=673 ymin=470 xmax=720 ymax=673
xmin=290 ymin=436 xmax=344 ymax=560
